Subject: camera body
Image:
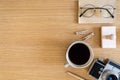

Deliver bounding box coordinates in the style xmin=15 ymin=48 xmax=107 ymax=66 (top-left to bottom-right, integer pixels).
xmin=88 ymin=58 xmax=120 ymax=80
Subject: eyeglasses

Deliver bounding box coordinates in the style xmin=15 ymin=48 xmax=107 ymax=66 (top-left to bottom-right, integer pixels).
xmin=79 ymin=4 xmax=116 ymax=18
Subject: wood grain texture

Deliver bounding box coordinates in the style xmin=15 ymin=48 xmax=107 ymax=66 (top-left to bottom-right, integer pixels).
xmin=0 ymin=0 xmax=120 ymax=80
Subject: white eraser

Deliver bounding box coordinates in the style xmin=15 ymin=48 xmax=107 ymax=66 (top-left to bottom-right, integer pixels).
xmin=101 ymin=26 xmax=116 ymax=48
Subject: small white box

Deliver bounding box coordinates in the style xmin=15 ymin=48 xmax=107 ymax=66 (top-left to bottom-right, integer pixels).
xmin=101 ymin=26 xmax=116 ymax=48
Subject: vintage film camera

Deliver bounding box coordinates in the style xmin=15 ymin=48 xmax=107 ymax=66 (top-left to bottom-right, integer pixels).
xmin=88 ymin=58 xmax=120 ymax=80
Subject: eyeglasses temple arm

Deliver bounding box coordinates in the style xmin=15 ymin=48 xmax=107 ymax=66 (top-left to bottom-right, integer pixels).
xmin=79 ymin=8 xmax=93 ymax=17
xmin=102 ymin=8 xmax=114 ymax=18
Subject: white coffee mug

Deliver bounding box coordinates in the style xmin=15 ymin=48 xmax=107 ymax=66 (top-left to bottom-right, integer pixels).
xmin=64 ymin=41 xmax=94 ymax=68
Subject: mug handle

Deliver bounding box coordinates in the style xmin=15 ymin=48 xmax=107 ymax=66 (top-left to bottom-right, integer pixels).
xmin=64 ymin=62 xmax=69 ymax=68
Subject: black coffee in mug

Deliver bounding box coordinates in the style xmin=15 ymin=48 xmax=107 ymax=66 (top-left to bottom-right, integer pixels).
xmin=68 ymin=43 xmax=90 ymax=65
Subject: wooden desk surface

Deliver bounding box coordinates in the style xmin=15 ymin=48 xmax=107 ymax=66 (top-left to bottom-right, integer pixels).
xmin=0 ymin=0 xmax=120 ymax=80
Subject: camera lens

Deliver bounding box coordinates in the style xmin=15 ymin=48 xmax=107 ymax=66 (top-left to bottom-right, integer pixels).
xmin=106 ymin=74 xmax=118 ymax=80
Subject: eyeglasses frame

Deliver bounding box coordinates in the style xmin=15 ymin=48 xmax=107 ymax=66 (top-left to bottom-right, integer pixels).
xmin=80 ymin=5 xmax=116 ymax=18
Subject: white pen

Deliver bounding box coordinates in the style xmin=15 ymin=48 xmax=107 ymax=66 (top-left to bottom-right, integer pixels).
xmin=66 ymin=71 xmax=85 ymax=80
xmin=82 ymin=32 xmax=95 ymax=41
xmin=75 ymin=30 xmax=88 ymax=35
